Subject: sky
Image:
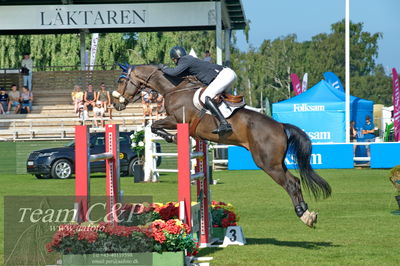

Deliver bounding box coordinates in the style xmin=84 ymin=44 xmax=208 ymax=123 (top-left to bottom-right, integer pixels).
xmin=235 ymin=0 xmax=400 ymax=74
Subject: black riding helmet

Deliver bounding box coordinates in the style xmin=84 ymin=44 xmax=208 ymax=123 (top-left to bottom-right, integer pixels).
xmin=170 ymin=46 xmax=187 ymax=61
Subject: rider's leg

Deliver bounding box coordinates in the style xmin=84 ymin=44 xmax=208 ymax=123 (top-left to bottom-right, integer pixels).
xmin=204 ymin=96 xmax=232 ymax=134
xmin=200 ymin=68 xmax=237 ymax=134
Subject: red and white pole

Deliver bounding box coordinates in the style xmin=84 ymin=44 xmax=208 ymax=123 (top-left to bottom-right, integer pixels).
xmin=178 ymin=123 xmax=192 ymax=224
xmin=75 ymin=125 xmax=90 ymax=222
xmin=177 ymin=123 xmax=210 ymax=246
xmin=75 ymin=124 xmax=119 ymax=223
xmin=105 ymin=124 xmax=120 ymax=223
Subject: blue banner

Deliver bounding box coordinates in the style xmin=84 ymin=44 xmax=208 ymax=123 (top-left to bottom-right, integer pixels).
xmin=228 ymin=144 xmax=354 ymax=170
xmin=323 ymin=72 xmax=344 ymax=91
xmin=370 ymin=143 xmax=400 ymax=168
xmin=274 ymin=111 xmax=345 ymax=143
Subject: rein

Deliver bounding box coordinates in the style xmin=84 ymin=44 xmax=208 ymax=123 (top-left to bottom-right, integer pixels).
xmin=163 ymin=87 xmax=199 ymax=98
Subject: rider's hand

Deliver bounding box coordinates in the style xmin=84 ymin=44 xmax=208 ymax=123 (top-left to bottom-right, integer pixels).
xmin=158 ymin=64 xmax=166 ymax=70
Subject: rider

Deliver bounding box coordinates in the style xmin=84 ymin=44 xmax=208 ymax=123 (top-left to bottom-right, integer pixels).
xmin=159 ymin=46 xmax=237 ymax=135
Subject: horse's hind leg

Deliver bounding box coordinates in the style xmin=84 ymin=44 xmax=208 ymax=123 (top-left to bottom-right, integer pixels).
xmin=284 ymin=170 xmax=318 ymax=227
xmin=251 ymin=145 xmax=317 ymax=227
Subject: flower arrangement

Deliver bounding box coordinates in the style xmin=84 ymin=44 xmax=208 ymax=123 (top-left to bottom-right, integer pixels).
xmin=46 ymin=201 xmax=238 ymax=256
xmin=152 ymin=202 xmax=179 ymax=221
xmin=46 ymin=223 xmax=154 ymax=254
xmin=151 ymin=219 xmax=197 ymax=254
xmin=46 ymin=202 xmax=198 ymax=256
xmin=46 ymin=220 xmax=197 ymax=255
xmin=211 ymin=201 xmax=239 ymax=228
xmin=130 ymin=130 xmax=145 ymax=158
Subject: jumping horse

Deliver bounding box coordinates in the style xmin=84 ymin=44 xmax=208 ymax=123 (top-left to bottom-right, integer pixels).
xmin=112 ymin=64 xmax=331 ymax=227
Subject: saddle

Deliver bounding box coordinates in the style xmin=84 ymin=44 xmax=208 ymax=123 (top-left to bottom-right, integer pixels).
xmin=216 ymin=93 xmax=245 ymax=106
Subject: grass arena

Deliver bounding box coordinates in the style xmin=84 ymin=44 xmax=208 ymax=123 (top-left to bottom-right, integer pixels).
xmin=0 ymin=168 xmax=399 ymax=265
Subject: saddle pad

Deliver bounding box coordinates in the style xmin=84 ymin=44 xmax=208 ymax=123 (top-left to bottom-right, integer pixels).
xmin=193 ymin=88 xmax=245 ymax=119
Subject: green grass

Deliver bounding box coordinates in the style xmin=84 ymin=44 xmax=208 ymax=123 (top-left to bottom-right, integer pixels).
xmin=0 ymin=169 xmax=399 ymax=265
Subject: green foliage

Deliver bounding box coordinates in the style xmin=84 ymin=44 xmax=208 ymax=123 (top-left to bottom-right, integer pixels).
xmin=0 ymin=20 xmax=392 ymax=105
xmin=130 ymin=130 xmax=145 ymax=158
xmin=230 ymin=20 xmax=391 ymax=107
xmin=389 ymin=165 xmax=400 ymax=193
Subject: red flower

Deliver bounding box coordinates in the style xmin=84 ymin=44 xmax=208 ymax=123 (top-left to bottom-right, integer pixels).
xmin=157 ymin=203 xmax=179 ymax=220
xmin=77 ymin=231 xmax=98 ymax=243
xmin=164 ymin=220 xmax=182 ymax=234
xmin=221 ymin=218 xmax=230 ymax=228
xmin=227 ymin=212 xmax=236 ymax=222
xmin=153 ymin=231 xmax=166 ymax=243
xmin=46 ymin=242 xmax=54 ymax=252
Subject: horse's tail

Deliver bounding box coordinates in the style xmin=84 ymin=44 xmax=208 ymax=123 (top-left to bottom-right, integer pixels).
xmin=283 ymin=123 xmax=332 ymax=200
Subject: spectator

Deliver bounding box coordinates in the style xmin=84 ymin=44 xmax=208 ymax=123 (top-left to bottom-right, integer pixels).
xmin=96 ymin=82 xmax=111 ymax=111
xmin=21 ymin=52 xmax=33 ymax=91
xmin=71 ymin=85 xmax=84 ymax=116
xmin=154 ymin=92 xmax=164 ymax=120
xmin=0 ymin=88 xmax=9 ymax=114
xmin=141 ymin=87 xmax=153 ymax=118
xmin=7 ymin=84 xmax=21 ymax=114
xmin=20 ymin=86 xmax=33 ymax=113
xmin=93 ymin=100 xmax=105 ymax=127
xmin=362 ymin=115 xmax=375 ymax=157
xmin=84 ymin=84 xmax=96 ymax=113
xmin=350 ymin=120 xmax=357 ymax=154
xmin=203 ymin=50 xmax=212 ymax=62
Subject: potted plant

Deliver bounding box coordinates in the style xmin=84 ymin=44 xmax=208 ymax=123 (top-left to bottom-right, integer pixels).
xmin=130 ymin=129 xmax=145 ymax=182
xmin=210 ymin=201 xmax=239 ymax=241
xmin=389 ymin=165 xmax=400 ymax=209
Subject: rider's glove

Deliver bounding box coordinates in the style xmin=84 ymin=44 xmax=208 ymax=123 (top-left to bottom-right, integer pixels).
xmin=158 ymin=64 xmax=166 ymax=70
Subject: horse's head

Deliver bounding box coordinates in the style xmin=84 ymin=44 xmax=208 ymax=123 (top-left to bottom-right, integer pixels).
xmin=112 ymin=64 xmax=162 ymax=111
xmin=112 ymin=64 xmax=142 ymax=111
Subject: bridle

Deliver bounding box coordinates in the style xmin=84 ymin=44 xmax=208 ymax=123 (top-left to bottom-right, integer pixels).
xmin=112 ymin=67 xmax=158 ymax=104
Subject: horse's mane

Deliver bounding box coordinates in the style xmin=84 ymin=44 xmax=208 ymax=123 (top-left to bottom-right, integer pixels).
xmin=117 ymin=63 xmax=204 ymax=89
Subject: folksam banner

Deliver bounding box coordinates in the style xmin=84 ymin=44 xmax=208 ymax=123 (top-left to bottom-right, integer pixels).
xmin=302 ymin=73 xmax=308 ymax=93
xmin=290 ymin=73 xmax=302 ymax=96
xmin=392 ymin=68 xmax=400 ymax=141
xmin=323 ymin=72 xmax=344 ymax=92
xmin=228 ymin=144 xmax=354 ymax=170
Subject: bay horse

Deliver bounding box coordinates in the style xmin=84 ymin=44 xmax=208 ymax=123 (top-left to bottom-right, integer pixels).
xmin=112 ymin=64 xmax=331 ymax=227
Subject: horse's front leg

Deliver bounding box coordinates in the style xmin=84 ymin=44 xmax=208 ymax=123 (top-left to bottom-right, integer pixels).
xmin=151 ymin=115 xmax=178 ymax=143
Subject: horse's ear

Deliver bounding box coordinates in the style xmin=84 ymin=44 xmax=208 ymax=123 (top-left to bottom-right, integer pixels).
xmin=117 ymin=62 xmax=128 ymax=72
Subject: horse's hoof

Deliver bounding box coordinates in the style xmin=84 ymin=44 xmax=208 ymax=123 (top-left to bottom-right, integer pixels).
xmin=300 ymin=210 xmax=318 ymax=227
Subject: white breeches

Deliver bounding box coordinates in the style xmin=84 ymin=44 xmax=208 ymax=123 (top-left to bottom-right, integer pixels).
xmin=200 ymin=67 xmax=237 ymax=103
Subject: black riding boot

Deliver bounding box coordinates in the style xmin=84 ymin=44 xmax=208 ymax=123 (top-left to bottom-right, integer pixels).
xmin=204 ymin=96 xmax=232 ymax=135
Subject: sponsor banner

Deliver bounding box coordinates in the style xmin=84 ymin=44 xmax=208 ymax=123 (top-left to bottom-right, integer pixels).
xmin=293 ymin=103 xmax=325 ymax=112
xmin=392 ymin=68 xmax=400 ymax=141
xmin=228 ymin=144 xmax=354 ymax=170
xmin=302 ymin=73 xmax=308 ymax=93
xmin=0 ymin=2 xmax=215 ymax=30
xmin=290 ymin=73 xmax=302 ymax=96
xmin=370 ymin=143 xmax=400 ymax=168
xmin=273 ymin=111 xmax=345 ymax=143
xmin=89 ymin=33 xmax=99 ymax=70
xmin=323 ymin=72 xmax=344 ymax=91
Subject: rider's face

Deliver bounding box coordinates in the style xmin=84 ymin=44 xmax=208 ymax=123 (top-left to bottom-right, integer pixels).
xmin=173 ymin=58 xmax=178 ymax=65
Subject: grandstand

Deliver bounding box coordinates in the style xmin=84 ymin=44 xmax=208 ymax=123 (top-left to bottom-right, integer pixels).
xmin=0 ymin=69 xmax=151 ymax=140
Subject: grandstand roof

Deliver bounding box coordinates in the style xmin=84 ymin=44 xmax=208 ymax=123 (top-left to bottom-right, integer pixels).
xmin=0 ymin=0 xmax=246 ymax=34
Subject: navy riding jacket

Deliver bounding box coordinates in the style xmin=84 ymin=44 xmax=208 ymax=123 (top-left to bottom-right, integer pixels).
xmin=160 ymin=55 xmax=223 ymax=85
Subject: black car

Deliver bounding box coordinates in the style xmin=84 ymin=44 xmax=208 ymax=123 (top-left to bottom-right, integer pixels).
xmin=26 ymin=132 xmax=160 ymax=179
